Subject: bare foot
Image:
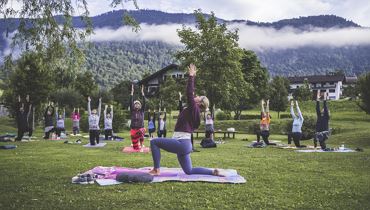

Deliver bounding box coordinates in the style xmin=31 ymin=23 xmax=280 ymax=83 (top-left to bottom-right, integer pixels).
xmin=213 ymin=169 xmax=225 ymax=177
xmin=148 ymin=168 xmax=160 ymax=176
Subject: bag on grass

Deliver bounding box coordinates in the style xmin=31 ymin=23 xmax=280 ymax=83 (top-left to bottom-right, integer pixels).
xmin=200 ymin=138 xmax=217 ymax=148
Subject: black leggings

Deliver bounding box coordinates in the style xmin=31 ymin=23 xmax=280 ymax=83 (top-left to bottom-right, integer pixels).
xmin=288 ymin=132 xmax=305 ymax=147
xmin=257 ymin=130 xmax=276 ymax=145
xmin=89 ymin=130 xmax=100 ymax=145
xmin=55 ymin=127 xmax=65 ymax=137
xmin=104 ymin=129 xmax=113 ymax=140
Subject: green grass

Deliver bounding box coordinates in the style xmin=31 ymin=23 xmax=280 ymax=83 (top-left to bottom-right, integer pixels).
xmin=1 ymin=104 xmax=370 ymax=209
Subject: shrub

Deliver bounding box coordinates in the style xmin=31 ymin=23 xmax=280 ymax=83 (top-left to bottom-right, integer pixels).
xmin=215 ymin=111 xmax=232 ymax=120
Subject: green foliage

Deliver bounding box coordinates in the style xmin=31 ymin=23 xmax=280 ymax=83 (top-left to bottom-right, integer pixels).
xmin=111 ymin=80 xmax=132 ymax=109
xmin=293 ymin=80 xmax=312 ymax=101
xmin=269 ymin=76 xmax=289 ymax=118
xmin=240 ymin=49 xmax=269 ymax=108
xmin=83 ymin=41 xmax=179 ymax=88
xmin=342 ymin=84 xmax=359 ymax=99
xmin=176 ymin=10 xmax=249 ymax=113
xmin=50 ymin=88 xmax=83 ymax=110
xmin=157 ymin=77 xmax=186 ymax=113
xmin=215 ymin=111 xmax=232 ymax=120
xmin=73 ymin=71 xmax=98 ymax=98
xmin=357 ymin=72 xmax=370 ymax=114
xmin=1 ymin=53 xmax=54 ymax=120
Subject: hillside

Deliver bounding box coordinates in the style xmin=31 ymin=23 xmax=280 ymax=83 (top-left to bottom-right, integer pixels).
xmin=1 ymin=10 xmax=369 ymax=88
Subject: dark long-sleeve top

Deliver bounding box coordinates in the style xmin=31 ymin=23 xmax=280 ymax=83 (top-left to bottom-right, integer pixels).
xmin=130 ymin=95 xmax=146 ymax=129
xmin=174 ymin=76 xmax=201 ymax=133
xmin=316 ymin=101 xmax=329 ymax=132
xmin=16 ymin=102 xmax=29 ymax=130
xmin=44 ymin=106 xmax=55 ymax=127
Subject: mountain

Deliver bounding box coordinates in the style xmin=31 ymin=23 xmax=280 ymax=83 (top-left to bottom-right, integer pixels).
xmin=1 ymin=10 xmax=369 ymax=88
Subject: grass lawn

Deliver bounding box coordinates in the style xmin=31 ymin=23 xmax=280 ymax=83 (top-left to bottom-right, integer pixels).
xmin=1 ymin=104 xmax=370 ymax=209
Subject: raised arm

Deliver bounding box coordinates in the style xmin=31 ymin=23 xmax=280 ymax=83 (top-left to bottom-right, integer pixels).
xmin=77 ymin=108 xmax=80 ymax=119
xmin=178 ymin=92 xmax=183 ymax=112
xmin=323 ymin=93 xmax=329 ymax=119
xmin=296 ymin=101 xmax=303 ymax=120
xmin=87 ymin=97 xmax=91 ymax=116
xmin=130 ymin=84 xmax=134 ymax=112
xmin=186 ymin=64 xmax=196 ymax=109
xmin=63 ymin=108 xmax=66 ymax=119
xmin=111 ymin=105 xmax=113 ymax=119
xmin=55 ymin=106 xmax=59 ymax=120
xmin=290 ymin=100 xmax=296 ymax=118
xmin=97 ymin=98 xmax=102 ymax=117
xmin=141 ymin=85 xmax=146 ymax=112
xmin=266 ymin=99 xmax=270 ymax=114
xmin=104 ymin=105 xmax=107 ymax=118
xmin=316 ymin=91 xmax=321 ymax=117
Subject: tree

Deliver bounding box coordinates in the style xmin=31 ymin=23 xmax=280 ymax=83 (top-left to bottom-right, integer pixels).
xmin=269 ymin=76 xmax=289 ymax=118
xmin=293 ymin=79 xmax=311 ymax=101
xmin=357 ymin=72 xmax=370 ymax=114
xmin=1 ymin=52 xmax=54 ymax=120
xmin=158 ymin=77 xmax=186 ymax=112
xmin=0 ymin=0 xmax=138 ymax=79
xmin=72 ymin=71 xmax=98 ymax=98
xmin=239 ymin=49 xmax=269 ymax=111
xmin=111 ymin=80 xmax=132 ymax=109
xmin=176 ymin=10 xmax=249 ymax=114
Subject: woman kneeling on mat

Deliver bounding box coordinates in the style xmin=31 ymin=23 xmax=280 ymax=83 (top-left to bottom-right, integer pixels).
xmin=149 ymin=64 xmax=222 ymax=176
xmin=288 ymin=100 xmax=305 ymax=147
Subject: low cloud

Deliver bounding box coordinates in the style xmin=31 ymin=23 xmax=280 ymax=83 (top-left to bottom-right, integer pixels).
xmin=89 ymin=23 xmax=370 ymax=51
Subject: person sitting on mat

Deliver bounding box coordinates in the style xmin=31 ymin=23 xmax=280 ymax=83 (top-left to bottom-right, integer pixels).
xmin=147 ymin=109 xmax=156 ymax=138
xmin=71 ymin=108 xmax=81 ymax=135
xmin=149 ymin=64 xmax=222 ymax=176
xmin=259 ymin=99 xmax=276 ymax=146
xmin=55 ymin=106 xmax=66 ymax=138
xmin=130 ymin=84 xmax=146 ymax=150
xmin=157 ymin=109 xmax=167 ymax=138
xmin=43 ymin=102 xmax=55 ymax=139
xmin=15 ymin=95 xmax=31 ymax=141
xmin=88 ymin=96 xmax=102 ymax=146
xmin=314 ymin=91 xmax=330 ymax=150
xmin=288 ymin=100 xmax=306 ymax=147
xmin=104 ymin=105 xmax=113 ymax=140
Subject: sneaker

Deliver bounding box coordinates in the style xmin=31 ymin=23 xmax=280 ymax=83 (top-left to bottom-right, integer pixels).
xmin=86 ymin=174 xmax=95 ymax=184
xmin=76 ymin=139 xmax=82 ymax=144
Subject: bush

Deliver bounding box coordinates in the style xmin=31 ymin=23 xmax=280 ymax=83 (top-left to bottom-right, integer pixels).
xmin=279 ymin=114 xmax=291 ymax=119
xmin=215 ymin=111 xmax=232 ymax=120
xmin=239 ymin=114 xmax=260 ymax=120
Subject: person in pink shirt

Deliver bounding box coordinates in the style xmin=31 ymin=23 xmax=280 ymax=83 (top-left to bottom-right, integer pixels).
xmin=71 ymin=108 xmax=81 ymax=135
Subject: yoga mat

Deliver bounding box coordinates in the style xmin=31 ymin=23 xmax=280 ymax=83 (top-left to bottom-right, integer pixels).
xmin=122 ymin=147 xmax=150 ymax=153
xmin=252 ymin=140 xmax=281 ymax=143
xmin=83 ymin=143 xmax=107 ymax=148
xmin=296 ymin=148 xmax=356 ymax=153
xmin=0 ymin=145 xmax=17 ymax=149
xmin=277 ymin=145 xmax=316 ymax=149
xmin=75 ymin=166 xmax=246 ymax=185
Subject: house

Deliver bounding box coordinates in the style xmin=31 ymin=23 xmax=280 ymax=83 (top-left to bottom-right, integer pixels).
xmin=139 ymin=64 xmax=186 ymax=96
xmin=287 ymin=75 xmax=357 ymax=100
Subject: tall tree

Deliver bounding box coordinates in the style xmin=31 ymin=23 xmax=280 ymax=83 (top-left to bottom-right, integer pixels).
xmin=0 ymin=0 xmax=138 ymax=76
xmin=240 ymin=49 xmax=269 ymax=110
xmin=176 ymin=10 xmax=248 ymax=113
xmin=357 ymin=72 xmax=370 ymax=114
xmin=293 ymin=80 xmax=312 ymax=101
xmin=1 ymin=52 xmax=54 ymax=119
xmin=269 ymin=76 xmax=289 ymax=118
xmin=73 ymin=71 xmax=98 ymax=98
xmin=158 ymin=77 xmax=186 ymax=113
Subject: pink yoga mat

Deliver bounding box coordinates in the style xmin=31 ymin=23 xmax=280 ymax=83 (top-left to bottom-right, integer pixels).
xmin=122 ymin=147 xmax=150 ymax=153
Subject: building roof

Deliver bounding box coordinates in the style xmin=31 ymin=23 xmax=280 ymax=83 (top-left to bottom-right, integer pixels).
xmin=139 ymin=64 xmax=179 ymax=85
xmin=344 ymin=76 xmax=358 ymax=84
xmin=288 ymin=75 xmax=345 ymax=84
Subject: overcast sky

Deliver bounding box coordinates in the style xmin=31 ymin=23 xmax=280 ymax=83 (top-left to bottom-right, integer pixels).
xmin=84 ymin=0 xmax=370 ymax=27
